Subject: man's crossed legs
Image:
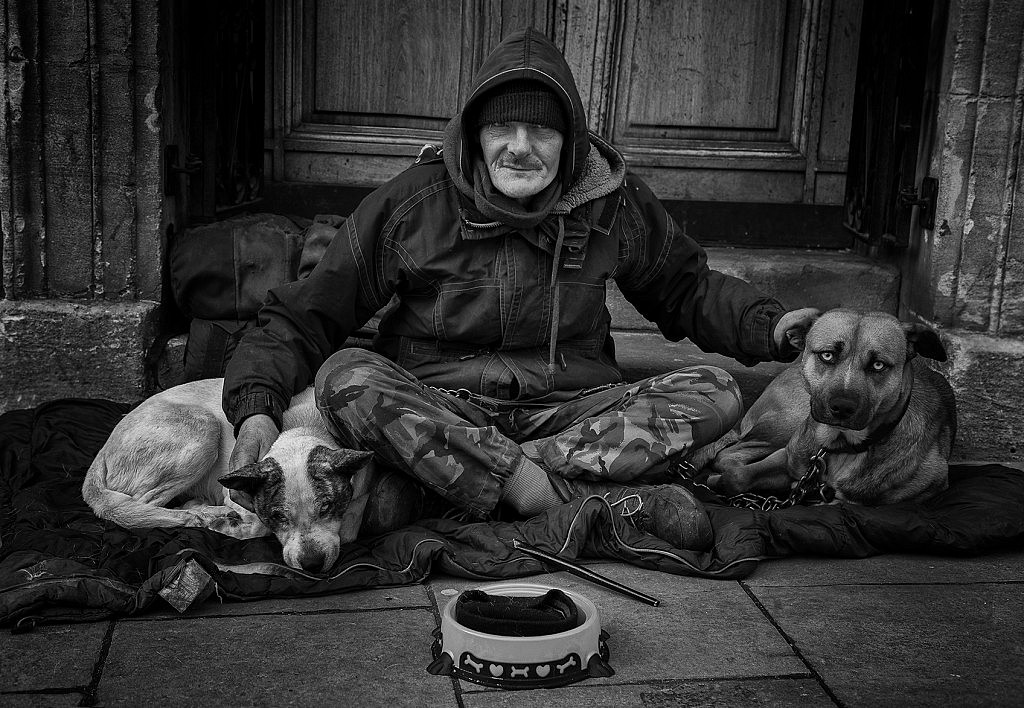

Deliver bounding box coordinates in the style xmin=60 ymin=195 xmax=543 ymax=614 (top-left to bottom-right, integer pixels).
xmin=314 ymin=349 xmax=741 ymax=549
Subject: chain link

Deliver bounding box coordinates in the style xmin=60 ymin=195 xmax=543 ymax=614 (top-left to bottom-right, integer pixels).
xmin=673 ymin=448 xmax=832 ymax=512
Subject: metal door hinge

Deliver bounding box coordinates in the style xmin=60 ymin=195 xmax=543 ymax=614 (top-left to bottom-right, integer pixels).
xmin=163 ymin=145 xmax=203 ymax=197
xmin=897 ymin=176 xmax=937 ymax=230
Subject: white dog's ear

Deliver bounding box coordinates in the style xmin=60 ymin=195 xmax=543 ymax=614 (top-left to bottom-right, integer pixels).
xmin=320 ymin=448 xmax=375 ymax=476
xmin=903 ymin=323 xmax=947 ymax=362
xmin=219 ymin=462 xmax=271 ymax=512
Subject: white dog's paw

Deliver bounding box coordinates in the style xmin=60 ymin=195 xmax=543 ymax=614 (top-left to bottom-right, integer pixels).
xmin=206 ymin=512 xmax=269 ymax=539
xmin=183 ymin=506 xmax=242 ymax=530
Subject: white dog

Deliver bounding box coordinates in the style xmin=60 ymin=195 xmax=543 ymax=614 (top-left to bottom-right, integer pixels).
xmin=82 ymin=379 xmax=377 ymax=573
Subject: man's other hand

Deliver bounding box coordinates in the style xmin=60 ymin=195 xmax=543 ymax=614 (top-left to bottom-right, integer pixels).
xmin=228 ymin=414 xmax=280 ymax=471
xmin=772 ymin=307 xmax=821 ymax=355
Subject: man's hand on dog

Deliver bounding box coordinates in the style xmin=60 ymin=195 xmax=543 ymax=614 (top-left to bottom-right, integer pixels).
xmin=229 ymin=414 xmax=280 ymax=471
xmin=773 ymin=307 xmax=821 ymax=358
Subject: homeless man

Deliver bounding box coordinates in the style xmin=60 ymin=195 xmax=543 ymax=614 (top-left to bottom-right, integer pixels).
xmin=222 ymin=27 xmax=816 ymax=550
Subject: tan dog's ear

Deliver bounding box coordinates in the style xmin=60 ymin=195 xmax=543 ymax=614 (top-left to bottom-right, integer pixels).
xmin=902 ymin=323 xmax=947 ymax=362
xmin=775 ymin=307 xmax=821 ymax=355
xmin=219 ymin=461 xmax=272 ymax=512
xmin=786 ymin=326 xmax=810 ymax=352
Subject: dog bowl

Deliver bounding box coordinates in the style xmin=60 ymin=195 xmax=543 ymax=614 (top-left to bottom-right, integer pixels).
xmin=426 ymin=582 xmax=613 ymax=689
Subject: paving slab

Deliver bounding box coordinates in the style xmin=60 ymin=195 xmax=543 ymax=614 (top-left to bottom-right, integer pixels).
xmin=0 ymin=694 xmax=83 ymax=707
xmin=96 ymin=609 xmax=456 ymax=707
xmin=428 ymin=565 xmax=805 ymax=685
xmin=124 ymin=583 xmax=431 ymax=620
xmin=749 ymin=583 xmax=1024 ymax=707
xmin=461 ymin=678 xmax=831 ymax=707
xmin=0 ymin=621 xmax=109 ymax=692
xmin=746 ymin=551 xmax=1024 ymax=587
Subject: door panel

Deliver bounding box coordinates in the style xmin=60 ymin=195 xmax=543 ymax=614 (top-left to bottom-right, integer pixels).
xmin=312 ymin=0 xmax=462 ymax=129
xmin=274 ymin=0 xmax=556 ymax=184
xmin=267 ymin=0 xmax=860 ymax=218
xmin=613 ymin=1 xmax=793 ymax=139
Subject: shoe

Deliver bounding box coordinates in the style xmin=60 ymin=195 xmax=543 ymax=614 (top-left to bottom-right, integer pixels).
xmin=361 ymin=469 xmax=451 ymax=535
xmin=550 ymin=477 xmax=714 ymax=551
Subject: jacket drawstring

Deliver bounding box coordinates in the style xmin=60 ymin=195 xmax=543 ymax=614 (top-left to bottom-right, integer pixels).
xmin=548 ymin=216 xmax=566 ymax=374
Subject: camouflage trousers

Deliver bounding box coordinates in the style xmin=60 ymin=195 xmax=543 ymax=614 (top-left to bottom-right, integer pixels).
xmin=315 ymin=348 xmax=742 ymax=516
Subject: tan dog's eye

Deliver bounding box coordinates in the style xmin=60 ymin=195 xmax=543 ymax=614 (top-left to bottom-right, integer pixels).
xmin=817 ymin=351 xmax=835 ymax=364
xmin=869 ymin=360 xmax=889 ymax=373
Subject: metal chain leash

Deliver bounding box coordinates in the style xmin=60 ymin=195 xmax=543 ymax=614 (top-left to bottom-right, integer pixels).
xmin=673 ymin=448 xmax=832 ymax=512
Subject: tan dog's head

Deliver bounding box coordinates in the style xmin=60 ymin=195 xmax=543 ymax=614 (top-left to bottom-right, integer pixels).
xmin=789 ymin=309 xmax=946 ymax=430
xmin=219 ymin=433 xmax=374 ymax=573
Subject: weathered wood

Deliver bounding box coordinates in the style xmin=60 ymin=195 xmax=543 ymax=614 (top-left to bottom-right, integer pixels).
xmin=557 ymin=0 xmax=617 ymax=134
xmin=284 ymin=151 xmax=413 ymax=187
xmin=269 ymin=0 xmax=859 ymax=219
xmin=628 ymin=165 xmax=805 ymax=202
xmin=799 ymin=0 xmax=828 ymax=203
xmin=313 ymin=0 xmax=462 ymax=127
xmin=473 ymin=0 xmax=552 ymax=76
xmin=614 ymin=1 xmax=791 ymax=136
xmin=817 ymin=0 xmax=861 ymax=163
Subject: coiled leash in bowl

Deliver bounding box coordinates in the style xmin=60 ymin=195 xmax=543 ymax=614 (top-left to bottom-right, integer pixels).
xmin=455 ymin=587 xmax=579 ymax=637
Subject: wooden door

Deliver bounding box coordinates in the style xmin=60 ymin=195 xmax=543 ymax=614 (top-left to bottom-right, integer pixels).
xmin=265 ymin=0 xmax=860 ymax=246
xmin=843 ymin=0 xmax=943 ymax=254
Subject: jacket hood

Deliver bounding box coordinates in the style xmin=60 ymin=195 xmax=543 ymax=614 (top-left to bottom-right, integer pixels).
xmin=450 ymin=27 xmax=590 ymax=192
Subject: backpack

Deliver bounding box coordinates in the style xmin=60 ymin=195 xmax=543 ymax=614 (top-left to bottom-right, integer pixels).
xmin=168 ymin=213 xmax=304 ymax=381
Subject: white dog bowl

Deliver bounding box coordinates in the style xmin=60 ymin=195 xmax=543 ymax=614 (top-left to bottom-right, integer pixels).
xmin=426 ymin=582 xmax=613 ymax=689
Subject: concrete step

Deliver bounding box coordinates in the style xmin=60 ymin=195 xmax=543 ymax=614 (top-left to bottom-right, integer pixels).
xmin=608 ymin=246 xmax=898 ymax=406
xmin=607 ymin=247 xmax=899 ymax=331
xmin=613 ymin=331 xmax=789 ymax=408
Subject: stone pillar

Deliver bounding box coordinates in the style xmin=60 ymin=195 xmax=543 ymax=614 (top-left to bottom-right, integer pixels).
xmin=0 ymin=0 xmax=163 ymax=412
xmin=908 ymin=0 xmax=1024 ymax=458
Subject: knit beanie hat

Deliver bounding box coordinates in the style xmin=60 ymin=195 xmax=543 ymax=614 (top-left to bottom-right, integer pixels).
xmin=473 ymin=79 xmax=567 ymax=133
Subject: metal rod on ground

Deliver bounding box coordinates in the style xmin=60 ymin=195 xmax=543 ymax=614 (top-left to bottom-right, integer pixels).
xmin=512 ymin=539 xmax=661 ymax=607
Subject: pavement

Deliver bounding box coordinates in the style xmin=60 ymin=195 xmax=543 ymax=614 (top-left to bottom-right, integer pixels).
xmin=3 ymin=514 xmax=1023 ymax=707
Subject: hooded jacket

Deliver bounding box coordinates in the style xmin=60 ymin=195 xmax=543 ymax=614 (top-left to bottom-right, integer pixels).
xmin=223 ymin=28 xmax=789 ymax=428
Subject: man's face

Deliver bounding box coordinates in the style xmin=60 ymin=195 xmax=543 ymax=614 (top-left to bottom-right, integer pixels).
xmin=478 ymin=122 xmax=564 ymax=203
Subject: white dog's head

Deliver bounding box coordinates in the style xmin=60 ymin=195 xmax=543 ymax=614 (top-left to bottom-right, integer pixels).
xmin=219 ymin=432 xmax=374 ymax=573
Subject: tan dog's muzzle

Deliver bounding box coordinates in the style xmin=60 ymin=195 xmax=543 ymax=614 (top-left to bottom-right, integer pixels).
xmin=811 ymin=389 xmax=871 ymax=429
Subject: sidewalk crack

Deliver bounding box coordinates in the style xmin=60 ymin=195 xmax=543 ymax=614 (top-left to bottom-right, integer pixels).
xmin=79 ymin=618 xmax=117 ymax=707
xmin=739 ymin=581 xmax=846 ymax=708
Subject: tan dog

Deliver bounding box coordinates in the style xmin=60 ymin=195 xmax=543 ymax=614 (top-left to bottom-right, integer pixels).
xmin=707 ymin=309 xmax=957 ymax=505
xmin=82 ymin=379 xmax=379 ymax=573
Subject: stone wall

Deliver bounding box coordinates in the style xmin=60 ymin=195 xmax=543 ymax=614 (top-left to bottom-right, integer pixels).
xmin=906 ymin=0 xmax=1024 ymax=458
xmin=0 ymin=0 xmax=163 ymax=412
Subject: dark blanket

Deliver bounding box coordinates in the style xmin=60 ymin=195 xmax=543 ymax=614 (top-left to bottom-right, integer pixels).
xmin=2 ymin=398 xmax=1023 ymax=627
